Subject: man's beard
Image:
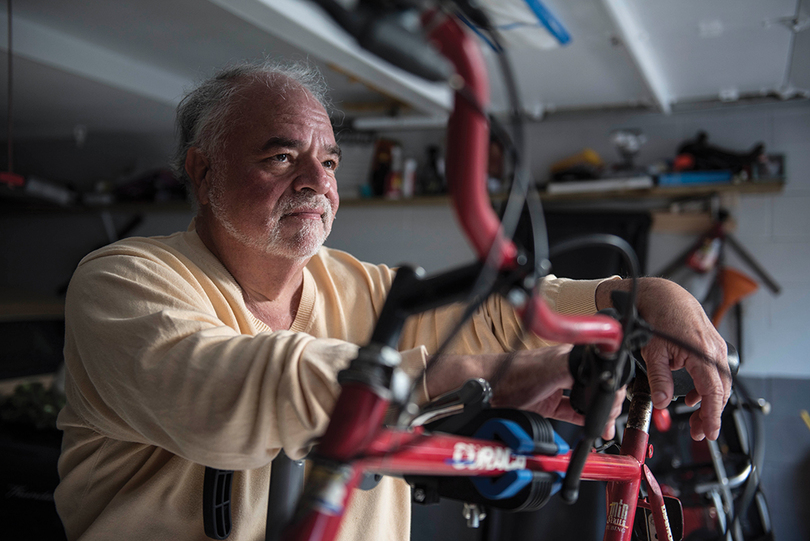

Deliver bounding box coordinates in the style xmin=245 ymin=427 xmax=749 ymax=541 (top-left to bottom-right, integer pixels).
xmin=207 ymin=174 xmax=334 ymax=260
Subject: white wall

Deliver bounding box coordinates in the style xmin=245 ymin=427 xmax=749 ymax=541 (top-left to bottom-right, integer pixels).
xmin=328 ymin=100 xmax=810 ymax=378
xmin=3 ymin=100 xmax=806 ymax=378
xmin=522 ymin=101 xmax=810 ymax=377
xmin=326 ymin=204 xmax=476 ymax=273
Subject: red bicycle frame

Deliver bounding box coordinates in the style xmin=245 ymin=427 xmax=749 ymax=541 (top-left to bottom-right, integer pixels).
xmin=284 ymin=373 xmax=676 ymax=541
xmin=281 ymin=9 xmax=677 ymax=541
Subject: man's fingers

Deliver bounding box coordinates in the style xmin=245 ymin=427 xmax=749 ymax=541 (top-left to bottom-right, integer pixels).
xmin=689 ymin=407 xmax=723 ymax=442
xmin=551 ymin=396 xmax=585 ymax=426
xmin=642 ymin=345 xmax=674 ymax=410
xmin=600 ymin=387 xmax=626 ymax=441
xmin=688 ymin=410 xmax=706 ymax=441
xmin=693 ymin=388 xmax=724 ymax=440
xmin=686 ymin=344 xmax=730 ymax=441
xmin=679 ymin=364 xmax=727 ymax=441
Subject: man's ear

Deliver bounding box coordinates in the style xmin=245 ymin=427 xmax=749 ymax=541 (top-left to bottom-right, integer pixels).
xmin=185 ymin=147 xmax=211 ymax=205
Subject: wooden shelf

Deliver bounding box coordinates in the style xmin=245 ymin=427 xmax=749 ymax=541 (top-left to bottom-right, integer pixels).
xmin=0 ymin=199 xmax=194 ymax=215
xmin=339 ymin=195 xmax=451 ymax=207
xmin=537 ymin=179 xmax=784 ymax=202
xmin=339 ymin=180 xmax=785 ymax=206
xmin=3 ymin=180 xmax=784 ymax=213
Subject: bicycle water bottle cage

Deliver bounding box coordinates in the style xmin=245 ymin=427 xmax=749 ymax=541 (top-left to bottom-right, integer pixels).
xmin=408 ymin=409 xmax=568 ymax=512
xmin=203 ymin=467 xmax=234 ymax=539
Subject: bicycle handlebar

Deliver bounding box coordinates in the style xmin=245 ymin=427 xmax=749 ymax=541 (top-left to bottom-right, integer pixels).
xmin=426 ymin=11 xmax=519 ymax=269
xmin=428 ymin=10 xmax=624 ymax=354
xmin=275 ymin=5 xmax=738 ymax=541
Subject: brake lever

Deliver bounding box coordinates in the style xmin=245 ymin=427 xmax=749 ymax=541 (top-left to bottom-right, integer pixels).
xmin=407 ymin=378 xmax=492 ymax=428
xmin=568 ymin=304 xmax=641 ymax=417
xmin=562 ymin=293 xmax=652 ymax=504
xmin=563 ymin=340 xmax=636 ymax=505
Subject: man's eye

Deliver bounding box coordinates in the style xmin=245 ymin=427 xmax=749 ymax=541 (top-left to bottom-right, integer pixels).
xmin=323 ymin=160 xmax=338 ymax=170
xmin=270 ymin=153 xmax=290 ymax=162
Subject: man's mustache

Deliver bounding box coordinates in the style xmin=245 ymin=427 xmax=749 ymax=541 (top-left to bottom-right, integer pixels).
xmin=277 ymin=193 xmax=334 ymax=217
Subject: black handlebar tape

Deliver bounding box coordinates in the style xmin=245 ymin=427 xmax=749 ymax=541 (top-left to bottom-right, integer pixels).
xmin=583 ymin=380 xmax=618 ymax=440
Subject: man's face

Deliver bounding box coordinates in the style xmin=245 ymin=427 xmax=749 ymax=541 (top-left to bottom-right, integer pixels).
xmin=202 ymin=81 xmax=340 ymax=260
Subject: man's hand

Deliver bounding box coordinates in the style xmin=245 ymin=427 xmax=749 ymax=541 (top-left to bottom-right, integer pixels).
xmin=426 ymin=345 xmax=626 ymax=441
xmin=597 ymin=277 xmax=730 ymax=441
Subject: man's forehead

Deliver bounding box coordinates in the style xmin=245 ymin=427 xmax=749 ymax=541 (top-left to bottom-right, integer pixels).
xmin=231 ymin=83 xmax=335 ymax=143
xmin=243 ymin=80 xmax=325 ymax=114
xmin=264 ymin=111 xmax=337 ymax=144
xmin=272 ymin=108 xmax=332 ymax=126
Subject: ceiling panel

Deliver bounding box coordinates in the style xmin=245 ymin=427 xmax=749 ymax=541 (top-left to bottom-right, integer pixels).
xmin=480 ymin=0 xmax=650 ymax=114
xmin=2 ymin=0 xmax=406 ymax=139
xmin=0 ymin=55 xmax=177 ymax=138
xmin=625 ymin=0 xmax=799 ymax=102
xmin=14 ymin=0 xmax=305 ymax=81
xmin=790 ymin=26 xmax=810 ymax=91
xmin=0 ymin=0 xmax=807 ymax=146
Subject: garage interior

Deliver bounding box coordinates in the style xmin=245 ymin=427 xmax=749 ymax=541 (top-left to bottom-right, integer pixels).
xmin=1 ymin=1 xmax=808 ymax=540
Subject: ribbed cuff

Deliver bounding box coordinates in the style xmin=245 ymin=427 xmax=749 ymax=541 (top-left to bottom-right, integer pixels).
xmin=542 ymin=276 xmax=620 ymax=315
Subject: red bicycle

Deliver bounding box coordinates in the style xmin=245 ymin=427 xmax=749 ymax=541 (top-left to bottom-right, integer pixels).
xmin=203 ymin=3 xmax=738 ymax=540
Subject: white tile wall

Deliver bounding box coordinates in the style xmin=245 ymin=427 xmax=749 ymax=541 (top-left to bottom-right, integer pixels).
xmin=535 ymin=101 xmax=810 ymax=377
xmin=10 ymin=101 xmax=801 ymax=377
xmin=332 ymin=100 xmax=810 ymax=378
xmin=326 ymin=205 xmax=476 ymax=274
xmin=734 ymin=195 xmax=773 ymax=240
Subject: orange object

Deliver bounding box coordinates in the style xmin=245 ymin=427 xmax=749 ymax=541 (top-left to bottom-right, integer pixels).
xmin=673 ymin=153 xmax=695 ymax=171
xmin=711 ymin=267 xmax=759 ymax=326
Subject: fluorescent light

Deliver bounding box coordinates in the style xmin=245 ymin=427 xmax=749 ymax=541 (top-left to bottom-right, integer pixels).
xmin=352 ymin=115 xmax=449 ymax=131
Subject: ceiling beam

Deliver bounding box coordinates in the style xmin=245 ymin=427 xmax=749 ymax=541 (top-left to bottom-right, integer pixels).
xmin=601 ymin=0 xmax=672 ymax=114
xmin=0 ymin=12 xmax=191 ymax=106
xmin=208 ymin=0 xmax=452 ymax=116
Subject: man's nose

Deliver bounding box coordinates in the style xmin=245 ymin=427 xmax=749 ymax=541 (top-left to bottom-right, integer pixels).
xmin=293 ymin=156 xmax=332 ymax=195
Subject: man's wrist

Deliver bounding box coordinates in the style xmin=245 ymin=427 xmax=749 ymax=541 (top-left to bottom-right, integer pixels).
xmin=595 ymin=277 xmax=631 ymax=311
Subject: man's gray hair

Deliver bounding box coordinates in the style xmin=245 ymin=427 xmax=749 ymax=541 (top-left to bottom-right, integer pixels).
xmin=170 ymin=59 xmax=330 ymax=189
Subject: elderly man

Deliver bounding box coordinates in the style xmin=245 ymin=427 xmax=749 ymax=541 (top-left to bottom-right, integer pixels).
xmin=55 ymin=61 xmax=728 ymax=541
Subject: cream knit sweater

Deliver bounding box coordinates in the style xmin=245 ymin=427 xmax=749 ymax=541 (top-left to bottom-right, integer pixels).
xmin=55 ymin=224 xmax=604 ymax=541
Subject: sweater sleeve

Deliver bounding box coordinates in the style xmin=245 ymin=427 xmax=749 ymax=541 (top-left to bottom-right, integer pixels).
xmin=540 ymin=275 xmax=614 ymax=315
xmin=399 ymin=275 xmax=612 ymax=366
xmin=62 ymin=248 xmax=359 ymax=469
